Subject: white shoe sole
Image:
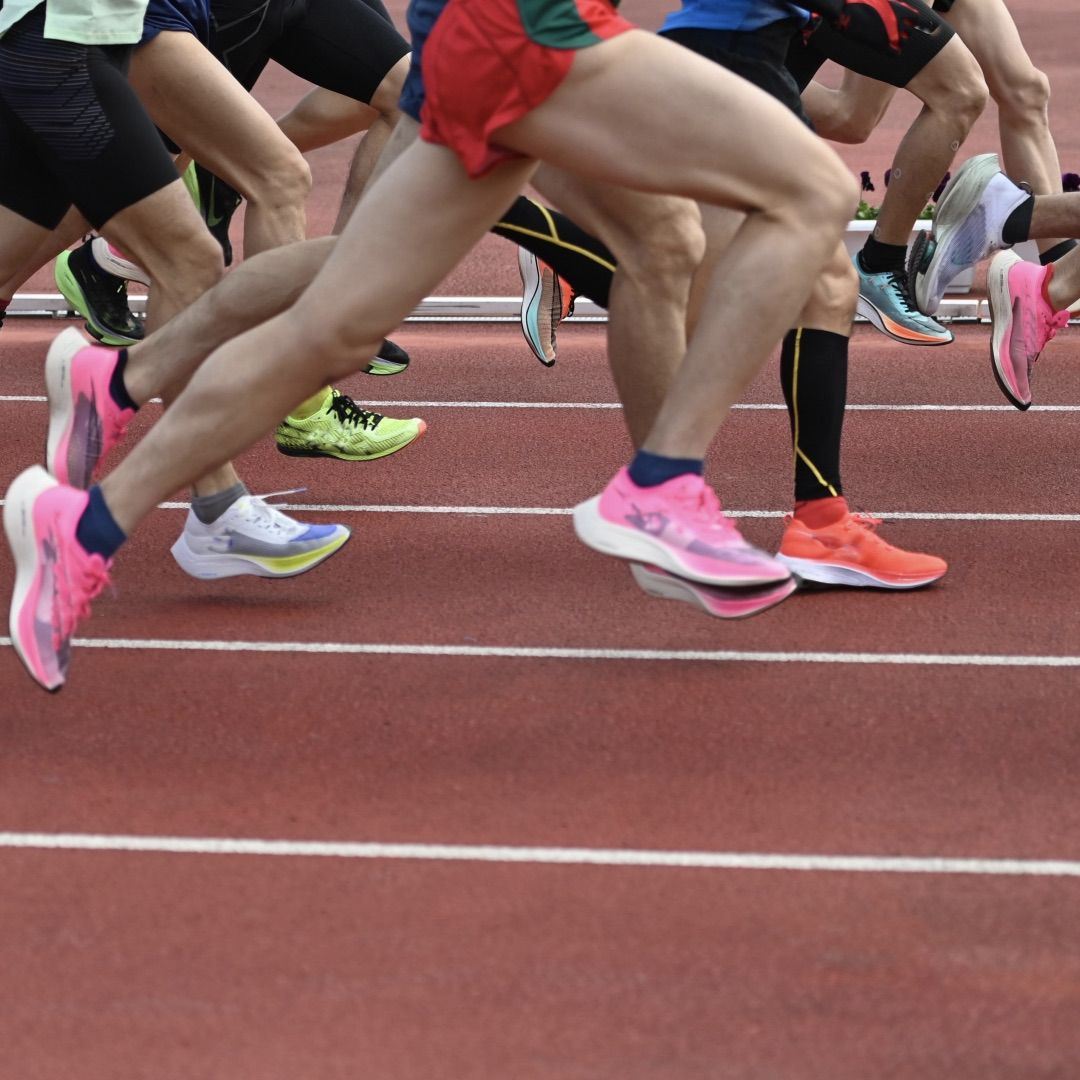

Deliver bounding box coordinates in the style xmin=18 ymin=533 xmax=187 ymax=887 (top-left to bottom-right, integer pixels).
xmin=573 ymin=495 xmax=790 ymax=588
xmin=4 ymin=466 xmax=64 ymax=690
xmin=776 ymin=553 xmax=945 ymax=589
xmin=630 ymin=562 xmax=796 ymax=619
xmin=44 ymin=327 xmax=87 ymax=483
xmin=170 ymin=528 xmax=349 ymax=580
xmin=855 ymin=294 xmax=953 ymax=346
xmin=986 ymin=250 xmax=1029 ymax=410
xmin=518 ymin=247 xmax=555 ymax=367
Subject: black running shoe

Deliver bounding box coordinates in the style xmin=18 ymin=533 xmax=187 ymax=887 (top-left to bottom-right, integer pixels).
xmin=55 ymin=241 xmax=144 ymax=346
xmin=195 ymin=164 xmax=242 ymax=267
xmin=365 ymin=338 xmax=410 ymax=376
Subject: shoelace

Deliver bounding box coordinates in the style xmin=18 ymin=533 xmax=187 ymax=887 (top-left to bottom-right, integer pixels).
xmin=888 ymin=270 xmax=923 ymax=315
xmin=55 ymin=550 xmax=110 ymax=642
xmin=676 ymin=481 xmax=743 ymax=538
xmin=849 ymin=512 xmax=883 ymax=531
xmin=329 ymin=392 xmax=382 ymax=431
xmin=233 ymin=495 xmax=303 ymax=539
xmin=1038 ymin=304 xmax=1070 ymax=351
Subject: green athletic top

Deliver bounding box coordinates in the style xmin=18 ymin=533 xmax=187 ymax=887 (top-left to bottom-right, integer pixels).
xmin=0 ymin=0 xmax=150 ymax=44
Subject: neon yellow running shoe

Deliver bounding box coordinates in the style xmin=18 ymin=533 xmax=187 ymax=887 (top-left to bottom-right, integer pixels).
xmin=276 ymin=389 xmax=426 ymax=461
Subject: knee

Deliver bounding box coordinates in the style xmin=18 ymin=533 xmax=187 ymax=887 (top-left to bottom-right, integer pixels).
xmin=938 ymin=52 xmax=989 ymax=132
xmin=292 ymin=304 xmax=385 ymax=381
xmin=792 ymin=154 xmax=859 ymax=234
xmin=616 ymin=200 xmax=705 ymax=295
xmin=184 ymin=228 xmax=226 ymax=290
xmin=995 ymin=66 xmax=1051 ymax=125
xmin=247 ymin=147 xmax=312 ymax=211
xmin=825 ymin=113 xmax=878 ymax=145
xmin=152 ymin=225 xmax=225 ymax=294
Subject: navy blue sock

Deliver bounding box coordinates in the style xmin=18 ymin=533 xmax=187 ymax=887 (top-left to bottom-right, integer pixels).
xmin=628 ymin=450 xmax=704 ymax=488
xmin=75 ymin=485 xmax=126 ymax=559
xmin=108 ymin=349 xmax=138 ymax=412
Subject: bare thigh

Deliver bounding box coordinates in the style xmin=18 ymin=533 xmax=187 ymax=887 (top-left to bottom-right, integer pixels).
xmin=496 ymin=30 xmax=848 ymax=217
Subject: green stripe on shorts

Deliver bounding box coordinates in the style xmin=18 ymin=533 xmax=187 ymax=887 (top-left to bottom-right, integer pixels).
xmin=516 ymin=0 xmax=603 ymax=49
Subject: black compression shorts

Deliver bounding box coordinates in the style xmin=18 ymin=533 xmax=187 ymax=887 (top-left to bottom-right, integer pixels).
xmin=0 ymin=7 xmax=180 ymax=230
xmin=211 ymin=0 xmax=409 ymax=102
xmin=660 ymin=19 xmax=812 ymax=127
xmin=786 ymin=0 xmax=954 ymax=92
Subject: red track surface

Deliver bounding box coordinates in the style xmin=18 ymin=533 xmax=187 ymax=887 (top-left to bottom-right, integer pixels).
xmin=4 ymin=2 xmax=1080 ymax=1076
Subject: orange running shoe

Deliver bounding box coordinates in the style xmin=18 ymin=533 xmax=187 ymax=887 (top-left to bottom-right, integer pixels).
xmin=777 ymin=511 xmax=947 ymax=589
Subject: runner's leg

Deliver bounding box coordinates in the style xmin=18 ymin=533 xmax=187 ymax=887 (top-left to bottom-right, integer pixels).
xmin=98 ymin=143 xmax=537 ymax=530
xmin=943 ymin=0 xmax=1068 ymax=258
xmin=100 ymin=32 xmax=851 ymax=530
xmin=496 ymin=31 xmax=854 ymax=458
xmin=529 ymin=164 xmax=704 ymax=447
xmin=129 ymin=30 xmax=311 ymax=256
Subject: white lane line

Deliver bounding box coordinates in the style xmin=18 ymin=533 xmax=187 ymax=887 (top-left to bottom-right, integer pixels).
xmin=336 ymin=399 xmax=1080 ymax=410
xmin=2 ymin=637 xmax=1079 ymax=666
xmin=1 ymin=832 xmax=1078 ymax=877
xmin=163 ymin=504 xmax=1080 ymax=522
xmin=5 ymin=394 xmax=1080 ymax=411
xmin=0 ymin=501 xmax=1077 ymax=520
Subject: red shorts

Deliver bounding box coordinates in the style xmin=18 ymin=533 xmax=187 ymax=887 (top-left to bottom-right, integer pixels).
xmin=420 ymin=0 xmax=634 ymax=178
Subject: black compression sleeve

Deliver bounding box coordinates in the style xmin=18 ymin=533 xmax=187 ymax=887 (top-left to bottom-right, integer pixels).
xmin=492 ymin=196 xmax=616 ymax=309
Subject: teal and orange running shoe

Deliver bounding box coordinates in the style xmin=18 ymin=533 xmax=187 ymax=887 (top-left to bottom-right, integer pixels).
xmin=854 ymin=253 xmax=953 ymax=346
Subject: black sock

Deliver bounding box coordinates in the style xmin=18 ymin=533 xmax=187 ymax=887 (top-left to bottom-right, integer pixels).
xmin=191 ymin=481 xmax=248 ymax=525
xmin=75 ymin=484 xmax=127 ymax=559
xmin=858 ymin=237 xmax=908 ymax=275
xmin=1039 ymin=239 xmax=1077 ymax=265
xmin=492 ymin=195 xmax=615 ymax=308
xmin=780 ymin=328 xmax=847 ymax=502
xmin=1002 ymin=195 xmax=1035 ymax=245
xmin=108 ymin=349 xmax=139 ymax=412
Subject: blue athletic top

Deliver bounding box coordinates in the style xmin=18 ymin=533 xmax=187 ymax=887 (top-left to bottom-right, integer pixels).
xmin=139 ymin=0 xmax=211 ymax=46
xmin=398 ymin=0 xmax=446 ymax=122
xmin=660 ymin=0 xmax=808 ymax=34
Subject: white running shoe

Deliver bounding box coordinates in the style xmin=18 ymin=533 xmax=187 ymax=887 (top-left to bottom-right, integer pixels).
xmin=910 ymin=153 xmax=1029 ymax=316
xmin=170 ymin=494 xmax=350 ymax=579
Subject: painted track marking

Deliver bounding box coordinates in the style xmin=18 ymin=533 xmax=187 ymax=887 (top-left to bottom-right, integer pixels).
xmin=2 ymin=832 xmax=1080 ymax=877
xmin=3 ymin=637 xmax=1080 ymax=666
xmin=0 ymin=500 xmax=1077 ymax=520
xmin=5 ymin=394 xmax=1080 ymax=411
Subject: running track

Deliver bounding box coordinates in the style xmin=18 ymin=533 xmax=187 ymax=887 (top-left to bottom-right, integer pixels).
xmin=3 ymin=2 xmax=1080 ymax=1076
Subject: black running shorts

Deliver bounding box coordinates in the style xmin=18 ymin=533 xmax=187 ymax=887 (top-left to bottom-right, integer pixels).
xmin=660 ymin=19 xmax=812 ymax=128
xmin=0 ymin=8 xmax=180 ymax=230
xmin=211 ymin=0 xmax=409 ymax=102
xmin=786 ymin=0 xmax=954 ymax=92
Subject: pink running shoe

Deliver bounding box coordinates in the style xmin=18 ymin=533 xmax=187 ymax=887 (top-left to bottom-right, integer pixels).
xmin=630 ymin=562 xmax=796 ymax=619
xmin=45 ymin=327 xmax=136 ymax=488
xmin=987 ymin=251 xmax=1070 ymax=410
xmin=573 ymin=468 xmax=791 ymax=587
xmin=4 ymin=466 xmax=112 ymax=691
